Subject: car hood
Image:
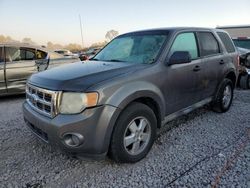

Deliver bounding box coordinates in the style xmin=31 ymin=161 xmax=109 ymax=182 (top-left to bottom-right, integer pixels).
xmin=29 ymin=60 xmax=146 ymax=91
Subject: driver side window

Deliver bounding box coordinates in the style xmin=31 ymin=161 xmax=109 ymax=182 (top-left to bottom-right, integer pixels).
xmin=170 ymin=32 xmax=198 ymax=60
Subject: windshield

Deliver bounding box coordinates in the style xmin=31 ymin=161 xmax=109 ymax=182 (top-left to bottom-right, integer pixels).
xmin=94 ymin=34 xmax=167 ymax=64
xmin=233 ymin=39 xmax=250 ymax=50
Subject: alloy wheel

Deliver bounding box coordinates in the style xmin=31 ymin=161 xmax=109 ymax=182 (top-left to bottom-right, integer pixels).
xmin=222 ymin=85 xmax=232 ymax=108
xmin=123 ymin=117 xmax=151 ymax=156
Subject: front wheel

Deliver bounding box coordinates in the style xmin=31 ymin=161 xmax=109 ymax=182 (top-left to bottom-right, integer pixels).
xmin=211 ymin=78 xmax=234 ymax=113
xmin=109 ymin=102 xmax=157 ymax=163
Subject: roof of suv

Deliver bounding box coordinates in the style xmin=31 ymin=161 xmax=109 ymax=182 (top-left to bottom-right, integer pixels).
xmin=119 ymin=27 xmax=227 ymax=37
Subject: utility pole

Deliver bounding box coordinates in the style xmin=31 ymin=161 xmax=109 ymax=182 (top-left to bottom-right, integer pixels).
xmin=79 ymin=14 xmax=84 ymax=49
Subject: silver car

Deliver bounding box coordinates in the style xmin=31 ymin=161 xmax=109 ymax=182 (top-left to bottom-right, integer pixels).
xmin=0 ymin=43 xmax=80 ymax=96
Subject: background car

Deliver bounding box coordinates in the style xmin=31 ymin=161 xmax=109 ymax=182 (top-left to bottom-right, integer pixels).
xmin=79 ymin=47 xmax=102 ymax=61
xmin=0 ymin=43 xmax=80 ymax=96
xmin=216 ymin=25 xmax=250 ymax=89
xmin=233 ymin=37 xmax=250 ymax=50
xmin=54 ymin=49 xmax=79 ymax=58
xmin=238 ymin=47 xmax=250 ymax=89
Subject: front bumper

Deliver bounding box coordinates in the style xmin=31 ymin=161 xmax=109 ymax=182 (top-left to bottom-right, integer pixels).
xmin=23 ymin=101 xmax=120 ymax=158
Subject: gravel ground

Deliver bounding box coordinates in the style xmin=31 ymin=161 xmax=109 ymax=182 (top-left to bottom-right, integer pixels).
xmin=0 ymin=90 xmax=249 ymax=188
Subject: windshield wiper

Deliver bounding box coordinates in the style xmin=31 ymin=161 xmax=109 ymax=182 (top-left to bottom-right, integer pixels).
xmin=106 ymin=59 xmax=126 ymax=62
xmin=89 ymin=58 xmax=99 ymax=61
xmin=89 ymin=58 xmax=126 ymax=62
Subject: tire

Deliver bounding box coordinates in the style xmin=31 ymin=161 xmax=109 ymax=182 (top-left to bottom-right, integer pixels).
xmin=211 ymin=78 xmax=234 ymax=113
xmin=239 ymin=74 xmax=250 ymax=89
xmin=109 ymin=102 xmax=157 ymax=163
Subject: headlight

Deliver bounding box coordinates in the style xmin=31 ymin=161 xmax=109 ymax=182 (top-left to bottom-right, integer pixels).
xmin=59 ymin=92 xmax=98 ymax=114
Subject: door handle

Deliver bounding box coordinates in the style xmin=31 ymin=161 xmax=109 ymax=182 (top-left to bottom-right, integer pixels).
xmin=193 ymin=65 xmax=201 ymax=72
xmin=219 ymin=60 xmax=225 ymax=65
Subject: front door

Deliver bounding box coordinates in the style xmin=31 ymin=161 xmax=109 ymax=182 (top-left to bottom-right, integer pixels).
xmin=5 ymin=46 xmax=37 ymax=93
xmin=163 ymin=32 xmax=204 ymax=115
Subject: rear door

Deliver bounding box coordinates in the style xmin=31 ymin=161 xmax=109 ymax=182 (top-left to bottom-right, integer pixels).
xmin=197 ymin=31 xmax=226 ymax=99
xmin=0 ymin=46 xmax=7 ymax=95
xmin=5 ymin=46 xmax=37 ymax=93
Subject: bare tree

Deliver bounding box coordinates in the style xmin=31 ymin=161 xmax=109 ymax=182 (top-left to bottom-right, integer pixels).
xmin=90 ymin=41 xmax=108 ymax=48
xmin=105 ymin=30 xmax=119 ymax=41
xmin=0 ymin=35 xmax=16 ymax=43
xmin=65 ymin=43 xmax=82 ymax=51
xmin=46 ymin=42 xmax=82 ymax=51
xmin=46 ymin=41 xmax=63 ymax=50
xmin=22 ymin=38 xmax=36 ymax=44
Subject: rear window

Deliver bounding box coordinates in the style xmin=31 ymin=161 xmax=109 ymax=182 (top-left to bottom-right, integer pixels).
xmin=233 ymin=39 xmax=250 ymax=50
xmin=198 ymin=32 xmax=220 ymax=57
xmin=217 ymin=32 xmax=235 ymax=53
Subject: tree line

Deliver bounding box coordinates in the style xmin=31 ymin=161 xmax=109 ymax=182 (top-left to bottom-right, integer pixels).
xmin=0 ymin=29 xmax=119 ymax=52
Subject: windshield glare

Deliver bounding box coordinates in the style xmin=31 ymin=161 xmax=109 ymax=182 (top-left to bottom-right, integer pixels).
xmin=94 ymin=34 xmax=167 ymax=64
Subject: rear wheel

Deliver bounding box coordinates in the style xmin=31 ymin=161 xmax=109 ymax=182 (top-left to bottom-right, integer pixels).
xmin=239 ymin=74 xmax=250 ymax=89
xmin=212 ymin=78 xmax=233 ymax=113
xmin=109 ymin=102 xmax=157 ymax=163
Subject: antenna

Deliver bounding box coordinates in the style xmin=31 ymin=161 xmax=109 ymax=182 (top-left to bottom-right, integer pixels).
xmin=79 ymin=14 xmax=84 ymax=48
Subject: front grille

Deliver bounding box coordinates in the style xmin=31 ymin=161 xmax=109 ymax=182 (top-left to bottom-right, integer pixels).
xmin=26 ymin=84 xmax=61 ymax=118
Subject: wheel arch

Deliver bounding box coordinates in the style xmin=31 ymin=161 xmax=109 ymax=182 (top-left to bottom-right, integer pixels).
xmin=105 ymin=81 xmax=166 ymax=128
xmin=224 ymin=71 xmax=237 ymax=88
xmin=213 ymin=69 xmax=236 ymax=101
xmin=103 ymin=82 xmax=165 ymax=155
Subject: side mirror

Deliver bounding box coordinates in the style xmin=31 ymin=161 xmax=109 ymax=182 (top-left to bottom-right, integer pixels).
xmin=168 ymin=51 xmax=191 ymax=65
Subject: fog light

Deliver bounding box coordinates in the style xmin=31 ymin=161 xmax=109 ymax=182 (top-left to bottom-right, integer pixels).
xmin=63 ymin=133 xmax=84 ymax=147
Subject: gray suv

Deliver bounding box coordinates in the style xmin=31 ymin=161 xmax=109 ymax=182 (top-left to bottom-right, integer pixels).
xmin=23 ymin=28 xmax=239 ymax=163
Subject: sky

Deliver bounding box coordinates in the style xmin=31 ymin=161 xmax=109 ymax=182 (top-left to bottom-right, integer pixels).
xmin=0 ymin=0 xmax=249 ymax=47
